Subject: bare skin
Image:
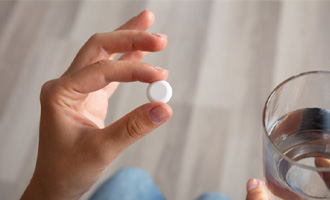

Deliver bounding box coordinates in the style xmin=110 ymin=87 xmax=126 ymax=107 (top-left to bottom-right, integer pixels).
xmin=246 ymin=157 xmax=330 ymax=200
xmin=21 ymin=10 xmax=172 ymax=200
xmin=20 ymin=9 xmax=327 ymax=200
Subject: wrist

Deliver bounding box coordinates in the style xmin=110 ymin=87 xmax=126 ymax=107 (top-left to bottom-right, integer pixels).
xmin=21 ymin=175 xmax=46 ymax=200
xmin=21 ymin=174 xmax=81 ymax=200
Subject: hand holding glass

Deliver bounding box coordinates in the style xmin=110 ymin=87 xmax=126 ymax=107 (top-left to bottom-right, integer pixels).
xmin=263 ymin=71 xmax=330 ymax=199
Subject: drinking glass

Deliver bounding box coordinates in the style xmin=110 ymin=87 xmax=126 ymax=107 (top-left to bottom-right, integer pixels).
xmin=263 ymin=71 xmax=330 ymax=199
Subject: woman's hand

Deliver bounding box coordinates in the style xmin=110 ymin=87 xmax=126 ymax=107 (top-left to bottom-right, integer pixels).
xmin=246 ymin=158 xmax=330 ymax=200
xmin=246 ymin=179 xmax=268 ymax=200
xmin=21 ymin=10 xmax=172 ymax=200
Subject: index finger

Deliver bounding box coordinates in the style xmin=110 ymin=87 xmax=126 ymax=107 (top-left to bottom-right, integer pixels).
xmin=61 ymin=60 xmax=168 ymax=95
xmin=68 ymin=10 xmax=158 ymax=71
xmin=70 ymin=31 xmax=167 ymax=71
xmin=116 ymin=10 xmax=155 ymax=31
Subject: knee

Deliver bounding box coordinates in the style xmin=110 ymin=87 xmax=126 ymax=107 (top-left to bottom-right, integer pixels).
xmin=112 ymin=167 xmax=152 ymax=182
xmin=196 ymin=192 xmax=231 ymax=200
xmin=90 ymin=167 xmax=164 ymax=200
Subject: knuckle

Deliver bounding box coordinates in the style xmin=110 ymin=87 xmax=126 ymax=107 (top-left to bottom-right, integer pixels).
xmin=88 ymin=33 xmax=103 ymax=46
xmin=126 ymin=117 xmax=145 ymax=139
xmin=89 ymin=33 xmax=102 ymax=43
xmin=40 ymin=80 xmax=55 ymax=102
xmin=93 ymin=59 xmax=113 ymax=82
xmin=95 ymin=59 xmax=110 ymax=67
xmin=39 ymin=79 xmax=61 ymax=107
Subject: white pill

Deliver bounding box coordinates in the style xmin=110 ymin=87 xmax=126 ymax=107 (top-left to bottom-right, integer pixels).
xmin=147 ymin=80 xmax=172 ymax=103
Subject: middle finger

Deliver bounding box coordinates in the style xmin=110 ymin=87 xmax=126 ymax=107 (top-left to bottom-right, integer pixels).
xmin=69 ymin=31 xmax=167 ymax=74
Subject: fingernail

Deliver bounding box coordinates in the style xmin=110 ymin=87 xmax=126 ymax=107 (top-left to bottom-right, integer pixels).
xmin=247 ymin=179 xmax=265 ymax=192
xmin=152 ymin=33 xmax=166 ymax=37
xmin=153 ymin=66 xmax=166 ymax=71
xmin=149 ymin=106 xmax=169 ymax=124
xmin=153 ymin=66 xmax=168 ymax=75
xmin=153 ymin=66 xmax=163 ymax=70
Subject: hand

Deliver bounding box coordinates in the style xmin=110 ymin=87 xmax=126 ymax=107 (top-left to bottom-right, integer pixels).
xmin=246 ymin=158 xmax=330 ymax=200
xmin=315 ymin=157 xmax=330 ymax=189
xmin=21 ymin=10 xmax=172 ymax=200
xmin=246 ymin=179 xmax=268 ymax=200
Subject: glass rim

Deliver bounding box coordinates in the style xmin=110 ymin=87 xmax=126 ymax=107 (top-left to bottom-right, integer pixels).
xmin=263 ymin=70 xmax=330 ymax=172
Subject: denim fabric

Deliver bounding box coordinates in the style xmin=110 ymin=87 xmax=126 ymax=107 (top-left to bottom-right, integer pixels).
xmin=89 ymin=168 xmax=165 ymax=200
xmin=195 ymin=192 xmax=231 ymax=200
xmin=89 ymin=167 xmax=231 ymax=200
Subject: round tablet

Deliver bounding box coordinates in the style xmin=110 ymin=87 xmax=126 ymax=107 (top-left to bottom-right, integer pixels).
xmin=146 ymin=81 xmax=172 ymax=103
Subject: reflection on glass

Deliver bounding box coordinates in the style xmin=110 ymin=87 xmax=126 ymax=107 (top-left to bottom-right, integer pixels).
xmin=263 ymin=71 xmax=330 ymax=200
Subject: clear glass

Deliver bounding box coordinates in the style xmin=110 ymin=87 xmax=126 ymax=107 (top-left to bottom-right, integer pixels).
xmin=263 ymin=71 xmax=330 ymax=200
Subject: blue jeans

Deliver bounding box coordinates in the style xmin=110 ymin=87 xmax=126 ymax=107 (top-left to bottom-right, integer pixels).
xmin=89 ymin=167 xmax=231 ymax=200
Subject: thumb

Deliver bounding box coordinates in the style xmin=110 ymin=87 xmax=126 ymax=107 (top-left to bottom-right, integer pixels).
xmin=246 ymin=179 xmax=269 ymax=200
xmin=101 ymin=102 xmax=172 ymax=157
